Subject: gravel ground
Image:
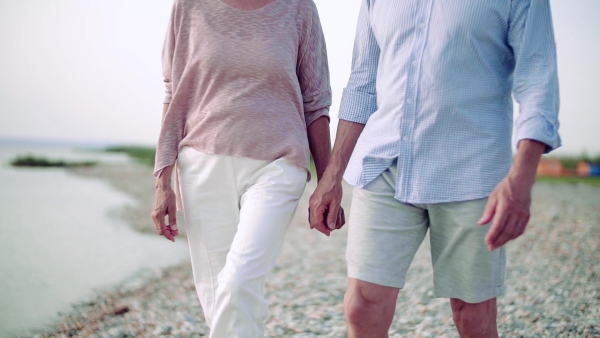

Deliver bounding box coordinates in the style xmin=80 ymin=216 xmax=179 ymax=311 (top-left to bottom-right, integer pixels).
xmin=31 ymin=163 xmax=600 ymax=337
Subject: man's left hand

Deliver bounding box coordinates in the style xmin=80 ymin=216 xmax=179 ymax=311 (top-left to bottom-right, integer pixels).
xmin=478 ymin=174 xmax=533 ymax=251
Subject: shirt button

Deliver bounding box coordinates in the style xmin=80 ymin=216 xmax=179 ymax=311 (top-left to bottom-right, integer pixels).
xmin=407 ymin=98 xmax=413 ymax=104
xmin=403 ymin=136 xmax=409 ymax=142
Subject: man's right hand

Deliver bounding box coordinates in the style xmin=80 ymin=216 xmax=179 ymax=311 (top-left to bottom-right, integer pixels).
xmin=308 ymin=120 xmax=365 ymax=236
xmin=309 ymin=174 xmax=345 ymax=236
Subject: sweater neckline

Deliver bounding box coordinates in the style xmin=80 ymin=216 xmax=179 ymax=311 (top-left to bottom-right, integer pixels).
xmin=215 ymin=0 xmax=283 ymax=13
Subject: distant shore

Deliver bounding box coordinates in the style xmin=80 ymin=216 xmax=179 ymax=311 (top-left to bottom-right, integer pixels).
xmin=27 ymin=155 xmax=600 ymax=337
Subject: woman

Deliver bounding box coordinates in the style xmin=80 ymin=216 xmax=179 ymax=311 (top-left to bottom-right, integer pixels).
xmin=151 ymin=0 xmax=342 ymax=336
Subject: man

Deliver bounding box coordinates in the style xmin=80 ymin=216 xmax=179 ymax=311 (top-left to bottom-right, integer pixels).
xmin=309 ymin=1 xmax=560 ymax=337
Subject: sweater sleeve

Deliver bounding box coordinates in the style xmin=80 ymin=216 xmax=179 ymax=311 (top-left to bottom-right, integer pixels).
xmin=154 ymin=0 xmax=181 ymax=177
xmin=162 ymin=0 xmax=176 ymax=104
xmin=296 ymin=1 xmax=332 ymax=127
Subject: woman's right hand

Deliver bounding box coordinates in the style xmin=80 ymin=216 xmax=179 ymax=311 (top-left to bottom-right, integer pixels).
xmin=151 ymin=169 xmax=179 ymax=242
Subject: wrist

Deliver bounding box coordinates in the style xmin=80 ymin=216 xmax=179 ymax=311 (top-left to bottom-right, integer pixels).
xmin=322 ymin=159 xmax=345 ymax=183
xmin=156 ymin=170 xmax=173 ymax=189
xmin=509 ymin=139 xmax=546 ymax=185
xmin=506 ymin=168 xmax=536 ymax=189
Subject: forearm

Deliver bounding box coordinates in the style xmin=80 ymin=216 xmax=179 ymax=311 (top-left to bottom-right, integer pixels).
xmin=307 ymin=116 xmax=332 ymax=181
xmin=156 ymin=103 xmax=174 ymax=186
xmin=323 ymin=120 xmax=365 ymax=182
xmin=508 ymin=139 xmax=546 ymax=188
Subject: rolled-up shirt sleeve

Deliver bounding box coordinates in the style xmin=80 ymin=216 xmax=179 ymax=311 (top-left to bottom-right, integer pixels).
xmin=297 ymin=2 xmax=331 ymax=127
xmin=509 ymin=0 xmax=561 ymax=153
xmin=338 ymin=0 xmax=380 ymax=125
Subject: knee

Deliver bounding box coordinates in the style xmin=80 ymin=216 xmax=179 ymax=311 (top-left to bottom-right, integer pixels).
xmin=217 ymin=269 xmax=266 ymax=302
xmin=344 ymin=288 xmax=371 ymax=325
xmin=451 ymin=299 xmax=472 ymax=326
xmin=219 ymin=272 xmax=250 ymax=296
xmin=451 ymin=298 xmax=498 ymax=337
xmin=344 ymin=281 xmax=397 ymax=328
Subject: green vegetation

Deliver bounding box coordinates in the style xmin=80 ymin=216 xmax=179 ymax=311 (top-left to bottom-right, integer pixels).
xmin=309 ymin=156 xmax=317 ymax=178
xmin=10 ymin=155 xmax=96 ymax=168
xmin=536 ymin=176 xmax=600 ymax=187
xmin=105 ymin=145 xmax=155 ymax=166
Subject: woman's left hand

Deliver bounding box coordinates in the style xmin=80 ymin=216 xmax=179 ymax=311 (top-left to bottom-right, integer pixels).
xmin=151 ymin=167 xmax=179 ymax=242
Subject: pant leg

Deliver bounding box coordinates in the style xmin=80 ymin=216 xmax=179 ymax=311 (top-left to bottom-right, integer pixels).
xmin=427 ymin=198 xmax=506 ymax=303
xmin=346 ymin=166 xmax=429 ymax=288
xmin=209 ymin=158 xmax=307 ymax=338
xmin=177 ymin=148 xmax=241 ymax=327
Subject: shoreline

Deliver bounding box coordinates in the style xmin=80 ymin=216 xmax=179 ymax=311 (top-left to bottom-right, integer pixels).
xmin=0 ymin=157 xmax=189 ymax=338
xmin=32 ymin=162 xmax=600 ymax=337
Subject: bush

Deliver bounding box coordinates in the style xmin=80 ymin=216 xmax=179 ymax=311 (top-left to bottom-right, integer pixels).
xmin=105 ymin=146 xmax=155 ymax=166
xmin=10 ymin=155 xmax=96 ymax=168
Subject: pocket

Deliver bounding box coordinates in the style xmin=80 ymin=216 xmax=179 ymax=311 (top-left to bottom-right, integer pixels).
xmin=272 ymin=158 xmax=307 ymax=196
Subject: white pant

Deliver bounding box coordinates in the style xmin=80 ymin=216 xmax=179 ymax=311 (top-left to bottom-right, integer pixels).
xmin=177 ymin=147 xmax=307 ymax=338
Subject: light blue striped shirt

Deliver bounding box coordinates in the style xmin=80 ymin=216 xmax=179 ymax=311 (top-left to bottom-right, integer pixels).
xmin=340 ymin=0 xmax=561 ymax=203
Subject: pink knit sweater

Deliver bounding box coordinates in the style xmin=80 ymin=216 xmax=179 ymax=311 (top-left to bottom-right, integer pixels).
xmin=154 ymin=0 xmax=331 ymax=183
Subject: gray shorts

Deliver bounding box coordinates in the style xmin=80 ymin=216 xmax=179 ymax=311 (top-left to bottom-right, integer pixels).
xmin=346 ymin=166 xmax=506 ymax=303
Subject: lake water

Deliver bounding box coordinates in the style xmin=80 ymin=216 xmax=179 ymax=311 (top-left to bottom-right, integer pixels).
xmin=0 ymin=145 xmax=189 ymax=337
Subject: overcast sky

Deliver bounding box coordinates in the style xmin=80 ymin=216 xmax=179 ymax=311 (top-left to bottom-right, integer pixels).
xmin=0 ymin=0 xmax=598 ymax=155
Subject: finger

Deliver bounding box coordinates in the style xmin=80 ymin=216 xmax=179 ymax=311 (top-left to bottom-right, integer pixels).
xmin=151 ymin=211 xmax=164 ymax=235
xmin=168 ymin=204 xmax=179 ymax=238
xmin=167 ymin=224 xmax=179 ymax=237
xmin=336 ymin=208 xmax=346 ymax=229
xmin=490 ymin=213 xmax=518 ymax=250
xmin=334 ymin=208 xmax=342 ymax=229
xmin=326 ymin=202 xmax=340 ymax=230
xmin=309 ymin=204 xmax=327 ymax=231
xmin=514 ymin=214 xmax=529 ymax=238
xmin=167 ymin=227 xmax=179 ymax=240
xmin=484 ymin=203 xmax=508 ymax=250
xmin=161 ymin=215 xmax=174 ymax=242
xmin=478 ymin=197 xmax=497 ymax=225
xmin=507 ymin=212 xmax=528 ymax=241
xmin=168 ymin=206 xmax=177 ymax=227
xmin=319 ymin=209 xmax=331 ymax=236
xmin=313 ymin=223 xmax=331 ymax=237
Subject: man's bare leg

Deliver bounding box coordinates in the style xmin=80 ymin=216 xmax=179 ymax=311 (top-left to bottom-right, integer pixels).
xmin=344 ymin=278 xmax=399 ymax=338
xmin=450 ymin=298 xmax=498 ymax=338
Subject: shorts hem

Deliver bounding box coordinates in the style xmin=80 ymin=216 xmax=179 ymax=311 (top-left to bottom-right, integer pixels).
xmin=433 ymin=285 xmax=505 ymax=304
xmin=347 ymin=265 xmax=405 ymax=289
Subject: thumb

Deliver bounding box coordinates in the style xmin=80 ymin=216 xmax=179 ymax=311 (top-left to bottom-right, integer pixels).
xmin=326 ymin=203 xmax=339 ymax=230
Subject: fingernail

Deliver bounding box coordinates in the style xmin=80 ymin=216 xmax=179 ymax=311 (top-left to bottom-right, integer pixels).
xmin=328 ymin=222 xmax=336 ymax=230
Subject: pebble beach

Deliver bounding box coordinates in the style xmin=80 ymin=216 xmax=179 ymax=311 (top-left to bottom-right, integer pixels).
xmin=31 ymin=162 xmax=600 ymax=338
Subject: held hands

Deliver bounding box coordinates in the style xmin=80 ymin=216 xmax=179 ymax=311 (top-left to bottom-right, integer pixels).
xmin=478 ymin=174 xmax=533 ymax=251
xmin=151 ymin=178 xmax=179 ymax=242
xmin=309 ymin=175 xmax=346 ymax=236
